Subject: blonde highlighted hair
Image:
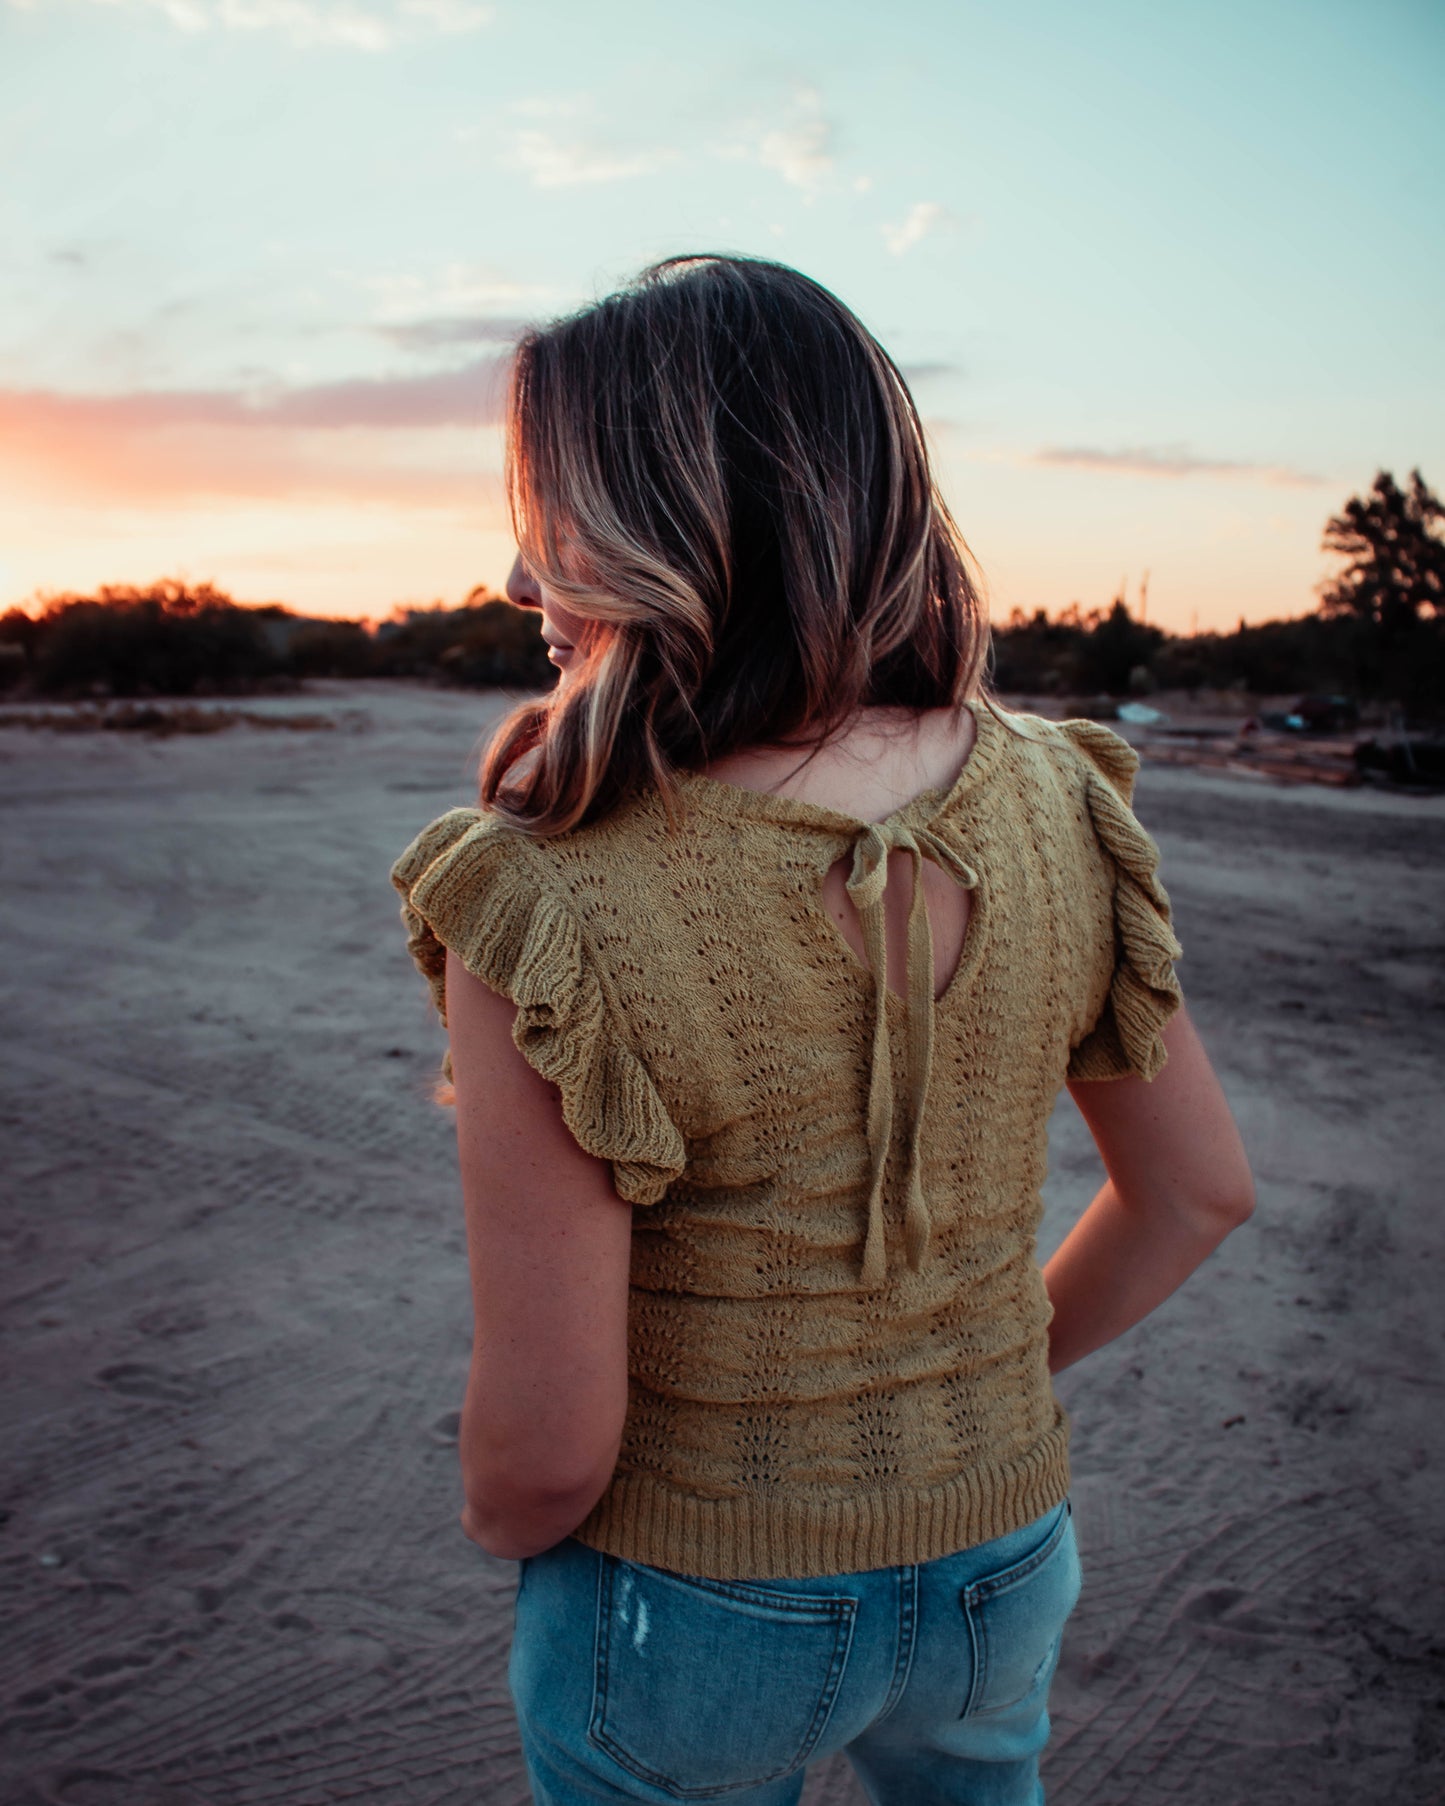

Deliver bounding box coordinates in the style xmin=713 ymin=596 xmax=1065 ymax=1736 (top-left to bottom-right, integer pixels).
xmin=481 ymin=254 xmax=991 ymax=835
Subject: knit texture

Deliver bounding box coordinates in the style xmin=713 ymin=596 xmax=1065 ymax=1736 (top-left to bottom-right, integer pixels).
xmin=392 ymin=707 xmax=1183 ymax=1580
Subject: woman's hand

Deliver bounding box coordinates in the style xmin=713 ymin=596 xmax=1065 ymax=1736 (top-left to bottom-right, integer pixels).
xmin=444 ymin=948 xmax=633 ymax=1560
xmin=1046 ymin=1004 xmax=1255 ymax=1374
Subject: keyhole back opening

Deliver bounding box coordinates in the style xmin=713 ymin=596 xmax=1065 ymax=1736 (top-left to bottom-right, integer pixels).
xmin=821 ymin=848 xmax=973 ymax=1004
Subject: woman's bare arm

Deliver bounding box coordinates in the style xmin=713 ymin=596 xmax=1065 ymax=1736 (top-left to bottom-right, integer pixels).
xmin=1045 ymin=1005 xmax=1255 ymax=1374
xmin=444 ymin=948 xmax=633 ymax=1560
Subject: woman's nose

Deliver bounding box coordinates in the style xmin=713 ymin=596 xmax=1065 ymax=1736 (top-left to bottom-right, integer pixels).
xmin=506 ymin=553 xmax=543 ymax=611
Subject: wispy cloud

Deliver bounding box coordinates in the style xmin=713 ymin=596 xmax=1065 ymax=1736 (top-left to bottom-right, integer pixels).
xmin=882 ymin=201 xmax=946 ymax=256
xmin=1031 ymin=444 xmax=1326 ymax=486
xmin=0 ymin=357 xmax=509 ymax=434
xmin=359 ymin=265 xmax=551 ymax=320
xmin=376 ymin=315 xmax=530 ymax=351
xmin=4 ymin=0 xmax=493 ymax=50
xmin=395 ymin=0 xmax=489 ymax=31
xmin=720 ymin=85 xmax=835 ymax=194
xmin=756 ymin=86 xmax=833 ymax=192
xmin=505 ymin=96 xmax=586 ymax=121
xmin=356 ymin=265 xmax=546 ymax=356
xmin=263 ymin=357 xmax=509 ymax=427
xmin=503 ymin=129 xmax=676 ymax=188
xmin=897 ymin=361 xmax=958 ymax=385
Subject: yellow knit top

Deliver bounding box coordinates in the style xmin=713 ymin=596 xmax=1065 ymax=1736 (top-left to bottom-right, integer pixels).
xmin=392 ymin=707 xmax=1183 ymax=1580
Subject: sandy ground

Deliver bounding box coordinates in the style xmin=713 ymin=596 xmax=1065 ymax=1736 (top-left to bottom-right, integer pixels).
xmin=2 ymin=679 xmax=1442 ymax=1806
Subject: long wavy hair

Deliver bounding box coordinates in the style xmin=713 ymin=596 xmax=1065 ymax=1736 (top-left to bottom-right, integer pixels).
xmin=480 ymin=254 xmax=992 ymax=835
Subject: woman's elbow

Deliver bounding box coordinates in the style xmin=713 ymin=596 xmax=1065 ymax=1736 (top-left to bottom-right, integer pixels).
xmin=459 ymin=1454 xmax=616 ymax=1560
xmin=1194 ymin=1167 xmax=1256 ymax=1235
xmin=460 ymin=1493 xmax=594 ymax=1561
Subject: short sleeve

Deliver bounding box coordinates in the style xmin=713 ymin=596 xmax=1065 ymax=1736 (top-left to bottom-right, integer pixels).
xmin=391 ymin=809 xmax=686 ymax=1205
xmin=1056 ymin=720 xmax=1184 ymax=1082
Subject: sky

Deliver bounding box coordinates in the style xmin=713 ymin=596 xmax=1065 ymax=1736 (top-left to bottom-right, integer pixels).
xmin=2 ymin=0 xmax=1442 ymax=633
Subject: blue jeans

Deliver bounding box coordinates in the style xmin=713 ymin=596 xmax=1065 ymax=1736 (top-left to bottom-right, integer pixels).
xmin=509 ymin=1499 xmax=1081 ymax=1805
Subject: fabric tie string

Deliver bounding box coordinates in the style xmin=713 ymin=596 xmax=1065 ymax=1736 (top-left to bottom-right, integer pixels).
xmin=844 ymin=821 xmax=979 ymax=1287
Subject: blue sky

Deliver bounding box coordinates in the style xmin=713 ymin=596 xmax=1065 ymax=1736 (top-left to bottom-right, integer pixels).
xmin=2 ymin=0 xmax=1441 ymax=630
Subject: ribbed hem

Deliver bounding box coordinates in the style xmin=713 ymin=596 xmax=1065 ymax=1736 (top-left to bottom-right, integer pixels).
xmin=571 ymin=1419 xmax=1071 ymax=1581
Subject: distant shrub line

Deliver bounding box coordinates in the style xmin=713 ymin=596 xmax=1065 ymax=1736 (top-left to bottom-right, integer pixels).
xmin=989 ymin=599 xmax=1442 ymax=719
xmin=2 ymin=576 xmax=1440 ymax=724
xmin=5 ymin=470 xmax=1439 ymax=716
xmin=0 ymin=582 xmax=552 ymax=700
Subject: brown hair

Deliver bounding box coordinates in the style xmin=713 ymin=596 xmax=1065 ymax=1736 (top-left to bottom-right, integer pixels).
xmin=480 ymin=253 xmax=991 ymax=835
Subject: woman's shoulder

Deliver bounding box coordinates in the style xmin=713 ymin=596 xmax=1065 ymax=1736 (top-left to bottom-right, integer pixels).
xmin=391 ymin=805 xmax=512 ymax=894
xmin=391 ymin=794 xmax=673 ymax=918
xmin=983 ymin=706 xmax=1142 ymax=805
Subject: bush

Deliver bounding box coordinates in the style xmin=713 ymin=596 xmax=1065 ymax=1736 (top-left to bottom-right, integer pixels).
xmin=285 ymin=620 xmax=376 ymax=679
xmin=371 ymin=595 xmax=553 ymax=688
xmin=437 ymin=600 xmax=554 ymax=688
xmin=5 ymin=581 xmax=560 ymax=698
xmin=27 ymin=582 xmax=283 ymax=698
xmin=989 ymin=600 xmax=1164 ymax=697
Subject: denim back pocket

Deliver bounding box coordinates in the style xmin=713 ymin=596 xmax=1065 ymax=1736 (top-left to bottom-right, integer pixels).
xmin=960 ymin=1501 xmax=1082 ymax=1720
xmin=588 ymin=1556 xmax=857 ymax=1799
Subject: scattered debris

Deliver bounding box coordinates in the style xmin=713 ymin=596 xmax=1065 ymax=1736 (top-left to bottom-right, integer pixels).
xmin=1354 ymin=736 xmax=1445 ymax=788
xmin=1098 ymin=692 xmax=1442 ymax=792
xmin=1142 ymin=730 xmax=1363 ymax=787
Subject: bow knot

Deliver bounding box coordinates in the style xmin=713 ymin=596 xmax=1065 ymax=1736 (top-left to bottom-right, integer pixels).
xmin=843 ymin=820 xmax=979 ymax=1286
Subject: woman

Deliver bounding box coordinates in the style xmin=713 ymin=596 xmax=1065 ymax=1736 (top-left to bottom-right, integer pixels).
xmin=392 ymin=254 xmax=1254 ymax=1805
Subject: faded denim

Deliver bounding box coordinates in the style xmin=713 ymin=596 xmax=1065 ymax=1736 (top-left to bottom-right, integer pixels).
xmin=508 ymin=1499 xmax=1081 ymax=1805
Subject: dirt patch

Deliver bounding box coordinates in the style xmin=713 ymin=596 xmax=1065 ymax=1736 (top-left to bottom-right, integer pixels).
xmin=0 ymin=681 xmax=1440 ymax=1805
xmin=0 ymin=702 xmax=347 ymax=735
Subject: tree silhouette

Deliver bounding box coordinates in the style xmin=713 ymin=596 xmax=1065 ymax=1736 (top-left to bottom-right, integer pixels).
xmin=1071 ymin=596 xmax=1166 ymax=695
xmin=1318 ymin=469 xmax=1444 ymax=637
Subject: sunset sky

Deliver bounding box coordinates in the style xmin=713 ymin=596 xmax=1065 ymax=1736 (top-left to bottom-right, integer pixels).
xmin=3 ymin=0 xmax=1441 ymax=633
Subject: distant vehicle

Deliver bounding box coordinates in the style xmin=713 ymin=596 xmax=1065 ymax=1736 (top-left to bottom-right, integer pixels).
xmin=1253 ymin=695 xmax=1360 ymax=734
xmin=1292 ymin=695 xmax=1360 ymax=732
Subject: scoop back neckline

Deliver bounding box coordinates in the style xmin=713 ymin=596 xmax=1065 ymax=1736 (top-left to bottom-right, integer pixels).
xmin=673 ymin=697 xmax=1005 ymax=833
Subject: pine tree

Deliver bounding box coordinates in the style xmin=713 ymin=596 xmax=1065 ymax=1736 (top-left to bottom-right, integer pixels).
xmin=1318 ymin=469 xmax=1444 ymax=638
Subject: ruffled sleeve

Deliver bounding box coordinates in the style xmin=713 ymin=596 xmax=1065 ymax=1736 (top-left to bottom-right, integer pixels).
xmin=1057 ymin=720 xmax=1184 ymax=1082
xmin=391 ymin=809 xmax=687 ymax=1206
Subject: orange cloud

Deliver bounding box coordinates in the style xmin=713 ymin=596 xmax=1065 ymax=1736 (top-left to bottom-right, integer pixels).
xmin=0 ymin=357 xmax=511 ymax=509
